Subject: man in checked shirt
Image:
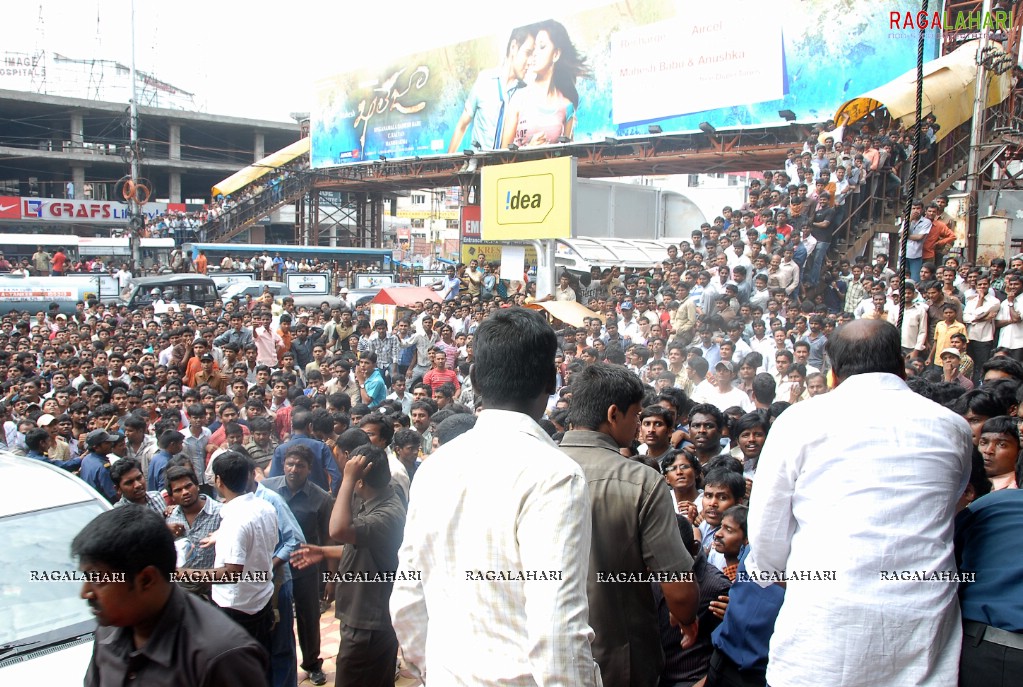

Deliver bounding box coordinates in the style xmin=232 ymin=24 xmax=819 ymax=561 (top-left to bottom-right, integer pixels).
xmin=166 ymin=465 xmax=222 ymax=600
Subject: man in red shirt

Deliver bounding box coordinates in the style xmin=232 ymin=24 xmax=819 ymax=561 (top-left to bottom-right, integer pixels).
xmin=923 ymin=204 xmax=956 ymax=264
xmin=51 ymin=246 xmax=68 ymax=276
xmin=422 ymin=350 xmax=460 ymax=394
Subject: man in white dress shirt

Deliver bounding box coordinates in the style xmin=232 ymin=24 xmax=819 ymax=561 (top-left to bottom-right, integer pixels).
xmin=747 ymin=319 xmax=971 ymax=687
xmin=390 ymin=307 xmax=601 ymax=686
xmin=189 ymin=450 xmax=279 ymax=664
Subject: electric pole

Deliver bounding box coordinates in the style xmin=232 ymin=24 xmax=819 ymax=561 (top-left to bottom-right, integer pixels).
xmin=128 ymin=0 xmax=142 ymax=269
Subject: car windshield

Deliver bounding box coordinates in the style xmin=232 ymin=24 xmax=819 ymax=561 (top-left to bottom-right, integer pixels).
xmin=0 ymin=500 xmax=107 ymax=646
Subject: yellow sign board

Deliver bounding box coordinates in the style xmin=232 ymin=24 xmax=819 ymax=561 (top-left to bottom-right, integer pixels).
xmin=481 ymin=157 xmax=575 ymax=241
xmin=460 ymin=242 xmax=538 ymax=266
xmin=396 ymin=209 xmax=459 ymax=220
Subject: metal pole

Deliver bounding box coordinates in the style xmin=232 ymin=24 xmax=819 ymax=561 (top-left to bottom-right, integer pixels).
xmin=965 ymin=0 xmax=994 ymax=265
xmin=128 ymin=0 xmax=142 ymax=269
xmin=897 ymin=0 xmax=929 ymax=330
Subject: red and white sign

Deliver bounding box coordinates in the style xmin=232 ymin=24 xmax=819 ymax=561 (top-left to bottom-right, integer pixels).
xmin=0 ymin=196 xmax=21 ymax=219
xmin=11 ymin=197 xmax=170 ymax=224
xmin=460 ymin=205 xmax=481 ymax=241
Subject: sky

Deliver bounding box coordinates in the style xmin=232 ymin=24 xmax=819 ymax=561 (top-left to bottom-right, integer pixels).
xmin=4 ymin=0 xmax=608 ymax=122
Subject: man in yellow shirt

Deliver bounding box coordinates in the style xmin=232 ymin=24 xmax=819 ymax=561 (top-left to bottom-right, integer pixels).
xmin=932 ymin=303 xmax=968 ymax=367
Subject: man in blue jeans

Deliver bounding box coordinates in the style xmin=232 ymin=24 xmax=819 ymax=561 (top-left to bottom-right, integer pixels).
xmin=807 ymin=192 xmax=835 ymax=286
xmin=905 ymin=201 xmax=931 ymax=281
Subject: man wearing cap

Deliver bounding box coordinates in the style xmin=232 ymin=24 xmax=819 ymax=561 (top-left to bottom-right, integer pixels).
xmin=939 ymin=347 xmax=974 ymax=390
xmin=80 ymin=429 xmax=119 ymax=503
xmin=619 ymin=301 xmax=643 ymax=341
xmin=193 ymin=353 xmax=228 ymax=395
xmin=38 ymin=413 xmax=72 ymax=465
xmin=692 ymin=360 xmax=755 ymax=413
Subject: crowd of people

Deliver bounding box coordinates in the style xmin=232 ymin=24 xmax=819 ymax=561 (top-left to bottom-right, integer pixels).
xmin=140 ymin=157 xmax=307 ymax=243
xmin=16 ymin=214 xmax=1017 ymax=687
xmin=0 ymin=244 xmax=95 ymax=276
xmin=10 ymin=115 xmax=1020 ymax=687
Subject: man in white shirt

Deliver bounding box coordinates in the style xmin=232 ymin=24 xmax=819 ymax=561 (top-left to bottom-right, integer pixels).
xmin=963 ymin=274 xmax=1001 ymax=379
xmin=554 ymin=274 xmax=577 ymax=302
xmin=996 ymin=272 xmax=1023 ymax=361
xmin=189 ymin=450 xmax=278 ymax=661
xmin=747 ymin=319 xmax=971 ymax=687
xmin=618 ymin=301 xmax=643 ymax=341
xmin=391 ymin=308 xmax=601 ymax=686
xmin=886 ymin=281 xmax=929 ymax=359
xmin=692 ymin=361 xmax=754 ymax=413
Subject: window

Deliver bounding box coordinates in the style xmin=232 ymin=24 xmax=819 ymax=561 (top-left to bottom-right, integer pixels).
xmin=446 ymin=219 xmax=459 ymax=229
xmin=411 ymin=194 xmax=426 ymax=205
xmin=687 ymin=174 xmax=699 ymax=187
xmin=411 ymin=219 xmax=425 ymax=228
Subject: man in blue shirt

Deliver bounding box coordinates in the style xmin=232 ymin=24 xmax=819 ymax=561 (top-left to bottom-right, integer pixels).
xmin=267 ymin=410 xmax=342 ymax=496
xmin=353 ymin=351 xmax=387 ymax=410
xmin=147 ymin=430 xmax=185 ymax=493
xmin=436 ymin=266 xmax=461 ymax=301
xmin=252 ymin=466 xmax=306 ymax=687
xmin=955 ymin=476 xmax=1023 ymax=687
xmin=24 ymin=428 xmax=81 ymax=472
xmin=706 ymin=551 xmax=784 ymax=687
xmin=79 ymin=429 xmax=119 ymax=503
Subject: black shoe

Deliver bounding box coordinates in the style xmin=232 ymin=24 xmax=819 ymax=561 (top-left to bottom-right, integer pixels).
xmin=309 ymin=669 xmax=327 ymax=685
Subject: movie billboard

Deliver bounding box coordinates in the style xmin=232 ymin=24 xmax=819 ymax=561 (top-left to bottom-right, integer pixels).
xmin=311 ymin=0 xmax=936 ymax=167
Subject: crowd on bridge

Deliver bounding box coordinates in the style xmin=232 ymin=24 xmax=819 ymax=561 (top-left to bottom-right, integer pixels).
xmin=7 ymin=113 xmax=1022 ymax=687
xmin=138 ymin=156 xmax=307 ymax=243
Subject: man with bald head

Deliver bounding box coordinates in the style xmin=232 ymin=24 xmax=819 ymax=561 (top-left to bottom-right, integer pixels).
xmin=746 ymin=319 xmax=972 ymax=687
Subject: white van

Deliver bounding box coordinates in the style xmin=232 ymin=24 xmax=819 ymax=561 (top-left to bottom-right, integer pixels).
xmin=0 ymin=454 xmax=112 ymax=681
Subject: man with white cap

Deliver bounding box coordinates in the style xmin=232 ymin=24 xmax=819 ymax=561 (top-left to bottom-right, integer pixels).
xmin=939 ymin=347 xmax=974 ymax=390
xmin=692 ymin=361 xmax=755 ymax=413
xmin=38 ymin=413 xmax=72 ymax=464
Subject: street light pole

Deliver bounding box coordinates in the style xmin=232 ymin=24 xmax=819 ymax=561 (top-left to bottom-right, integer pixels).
xmin=128 ymin=0 xmax=142 ymax=269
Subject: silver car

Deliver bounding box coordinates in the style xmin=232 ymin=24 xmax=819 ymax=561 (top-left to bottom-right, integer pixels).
xmin=0 ymin=454 xmax=112 ymax=681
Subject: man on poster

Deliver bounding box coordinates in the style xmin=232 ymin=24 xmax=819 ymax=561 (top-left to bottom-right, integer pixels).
xmin=447 ymin=24 xmax=537 ymax=152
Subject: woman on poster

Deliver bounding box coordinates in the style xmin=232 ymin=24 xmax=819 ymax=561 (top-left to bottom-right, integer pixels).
xmin=500 ymin=19 xmax=589 ymax=149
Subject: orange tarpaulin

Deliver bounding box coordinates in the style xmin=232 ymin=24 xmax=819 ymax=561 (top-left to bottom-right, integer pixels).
xmin=369 ymin=286 xmax=444 ymax=307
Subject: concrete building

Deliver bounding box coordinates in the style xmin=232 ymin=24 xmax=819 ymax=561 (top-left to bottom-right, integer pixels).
xmin=0 ymin=88 xmax=299 ymax=234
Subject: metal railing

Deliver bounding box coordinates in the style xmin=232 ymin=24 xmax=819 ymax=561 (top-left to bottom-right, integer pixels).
xmin=201 ymin=170 xmax=312 ymax=243
xmin=834 ymin=99 xmax=1013 ymax=257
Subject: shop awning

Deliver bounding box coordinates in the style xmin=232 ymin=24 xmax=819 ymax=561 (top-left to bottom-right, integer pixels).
xmin=211 ymin=137 xmax=310 ymax=198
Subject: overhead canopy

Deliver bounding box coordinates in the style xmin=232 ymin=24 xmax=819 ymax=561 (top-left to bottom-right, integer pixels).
xmin=526 ymin=300 xmax=600 ymax=327
xmin=211 ymin=137 xmax=310 ymax=198
xmin=369 ymin=286 xmax=443 ymax=307
xmin=834 ymin=40 xmax=1011 ymax=143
